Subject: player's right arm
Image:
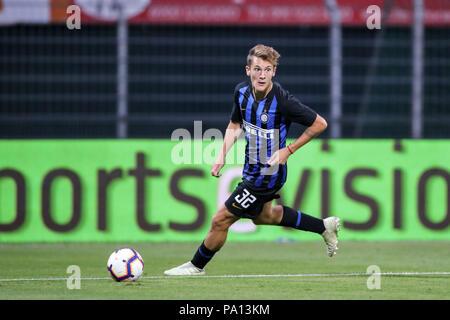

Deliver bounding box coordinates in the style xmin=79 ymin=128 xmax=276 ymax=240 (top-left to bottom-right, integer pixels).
xmin=211 ymin=120 xmax=242 ymax=178
xmin=211 ymin=83 xmax=245 ymax=177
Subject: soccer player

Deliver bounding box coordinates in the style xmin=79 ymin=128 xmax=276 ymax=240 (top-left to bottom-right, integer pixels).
xmin=164 ymin=44 xmax=341 ymax=276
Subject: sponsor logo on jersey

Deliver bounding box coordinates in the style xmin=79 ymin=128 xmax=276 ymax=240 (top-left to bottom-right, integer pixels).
xmin=243 ymin=120 xmax=276 ymax=140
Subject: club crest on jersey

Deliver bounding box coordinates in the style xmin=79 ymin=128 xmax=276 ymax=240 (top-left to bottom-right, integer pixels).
xmin=260 ymin=112 xmax=269 ymax=124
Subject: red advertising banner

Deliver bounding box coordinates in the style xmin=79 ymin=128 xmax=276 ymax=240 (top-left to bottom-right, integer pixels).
xmin=1 ymin=0 xmax=450 ymax=26
xmin=77 ymin=0 xmax=450 ymax=26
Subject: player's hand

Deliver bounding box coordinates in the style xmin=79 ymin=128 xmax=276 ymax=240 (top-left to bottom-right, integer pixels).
xmin=211 ymin=159 xmax=225 ymax=178
xmin=267 ymin=147 xmax=291 ymax=166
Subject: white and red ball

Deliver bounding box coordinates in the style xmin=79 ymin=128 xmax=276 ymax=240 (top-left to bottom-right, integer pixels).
xmin=107 ymin=248 xmax=144 ymax=282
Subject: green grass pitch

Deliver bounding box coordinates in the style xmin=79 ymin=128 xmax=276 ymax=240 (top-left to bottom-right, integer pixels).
xmin=0 ymin=241 xmax=449 ymax=300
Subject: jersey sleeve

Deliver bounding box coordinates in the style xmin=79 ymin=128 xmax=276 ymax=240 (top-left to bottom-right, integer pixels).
xmin=279 ymin=89 xmax=317 ymax=127
xmin=230 ymin=84 xmax=243 ymax=124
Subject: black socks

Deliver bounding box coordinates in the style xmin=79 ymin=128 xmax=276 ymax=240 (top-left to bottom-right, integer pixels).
xmin=279 ymin=206 xmax=326 ymax=234
xmin=191 ymin=241 xmax=216 ymax=269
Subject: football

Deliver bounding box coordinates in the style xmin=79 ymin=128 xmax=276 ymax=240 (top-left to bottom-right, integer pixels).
xmin=106 ymin=248 xmax=144 ymax=282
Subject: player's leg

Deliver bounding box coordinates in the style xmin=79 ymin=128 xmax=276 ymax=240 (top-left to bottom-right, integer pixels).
xmin=164 ymin=205 xmax=239 ymax=276
xmin=252 ymin=202 xmax=283 ymax=225
xmin=203 ymin=205 xmax=240 ymax=251
xmin=189 ymin=205 xmax=239 ymax=269
xmin=253 ymin=203 xmax=341 ymax=257
xmin=253 ymin=203 xmax=325 ymax=231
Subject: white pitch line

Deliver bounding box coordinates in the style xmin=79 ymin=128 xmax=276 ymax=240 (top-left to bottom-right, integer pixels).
xmin=0 ymin=272 xmax=449 ymax=282
xmin=159 ymin=272 xmax=450 ymax=279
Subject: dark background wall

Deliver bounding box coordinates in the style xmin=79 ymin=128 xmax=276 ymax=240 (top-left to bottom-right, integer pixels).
xmin=0 ymin=25 xmax=448 ymax=138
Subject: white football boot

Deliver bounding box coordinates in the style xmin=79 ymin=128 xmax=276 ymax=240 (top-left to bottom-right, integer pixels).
xmin=321 ymin=217 xmax=341 ymax=257
xmin=164 ymin=261 xmax=205 ymax=276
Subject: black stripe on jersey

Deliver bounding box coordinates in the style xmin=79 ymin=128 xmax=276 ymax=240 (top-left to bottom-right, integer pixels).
xmin=274 ymin=108 xmax=286 ymax=188
xmin=273 ymin=108 xmax=285 ymax=189
xmin=240 ymin=86 xmax=251 ymax=117
xmin=261 ymin=96 xmax=273 ymax=130
xmin=240 ymin=86 xmax=251 ymax=169
xmin=247 ymin=98 xmax=260 ymax=183
xmin=259 ymin=94 xmax=273 ymax=165
xmin=261 ymin=96 xmax=282 ymax=188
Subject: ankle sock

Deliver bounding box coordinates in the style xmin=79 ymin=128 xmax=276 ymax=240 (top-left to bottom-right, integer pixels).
xmin=191 ymin=241 xmax=216 ymax=269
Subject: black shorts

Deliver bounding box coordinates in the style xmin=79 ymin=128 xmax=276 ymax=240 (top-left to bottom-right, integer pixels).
xmin=224 ymin=181 xmax=281 ymax=219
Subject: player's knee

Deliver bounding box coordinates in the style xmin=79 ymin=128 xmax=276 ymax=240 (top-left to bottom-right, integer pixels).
xmin=272 ymin=205 xmax=284 ymax=222
xmin=254 ymin=205 xmax=283 ymax=225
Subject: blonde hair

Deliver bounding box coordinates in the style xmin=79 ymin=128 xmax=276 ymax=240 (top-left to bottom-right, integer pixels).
xmin=247 ymin=44 xmax=281 ymax=67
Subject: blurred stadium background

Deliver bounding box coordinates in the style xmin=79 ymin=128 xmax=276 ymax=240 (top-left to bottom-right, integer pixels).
xmin=1 ymin=0 xmax=449 ymax=139
xmin=0 ymin=0 xmax=449 ymax=301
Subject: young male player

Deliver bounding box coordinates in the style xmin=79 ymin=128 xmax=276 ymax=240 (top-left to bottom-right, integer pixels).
xmin=164 ymin=44 xmax=340 ymax=276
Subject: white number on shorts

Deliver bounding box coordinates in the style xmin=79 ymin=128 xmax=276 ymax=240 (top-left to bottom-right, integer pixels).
xmin=234 ymin=188 xmax=257 ymax=208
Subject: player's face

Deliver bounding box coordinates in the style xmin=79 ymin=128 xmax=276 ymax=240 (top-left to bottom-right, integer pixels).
xmin=246 ymin=57 xmax=276 ymax=96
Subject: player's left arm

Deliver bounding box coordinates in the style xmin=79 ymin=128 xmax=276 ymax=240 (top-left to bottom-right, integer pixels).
xmin=268 ymin=89 xmax=327 ymax=166
xmin=268 ymin=114 xmax=327 ymax=166
xmin=287 ymin=113 xmax=327 ymax=151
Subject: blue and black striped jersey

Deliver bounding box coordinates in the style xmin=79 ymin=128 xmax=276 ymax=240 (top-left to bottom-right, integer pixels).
xmin=230 ymin=80 xmax=317 ymax=192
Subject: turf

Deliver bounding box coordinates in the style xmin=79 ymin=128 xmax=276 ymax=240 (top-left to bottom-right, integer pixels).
xmin=0 ymin=241 xmax=449 ymax=300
